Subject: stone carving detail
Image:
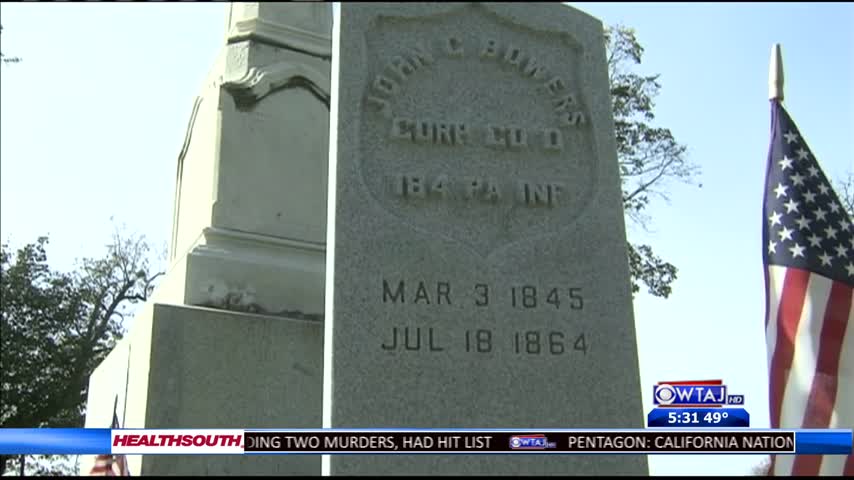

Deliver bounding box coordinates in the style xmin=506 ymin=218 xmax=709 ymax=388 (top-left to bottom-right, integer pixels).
xmin=200 ymin=279 xmax=259 ymax=312
xmin=222 ymin=62 xmax=331 ymax=110
xmin=199 ymin=279 xmax=323 ymax=321
xmin=355 ymin=4 xmax=597 ymax=257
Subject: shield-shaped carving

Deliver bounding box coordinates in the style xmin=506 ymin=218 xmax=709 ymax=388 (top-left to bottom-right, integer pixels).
xmin=354 ymin=3 xmax=600 ymax=257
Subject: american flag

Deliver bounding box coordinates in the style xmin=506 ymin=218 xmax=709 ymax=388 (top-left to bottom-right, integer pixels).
xmin=763 ymin=99 xmax=853 ymax=476
xmin=89 ymin=410 xmax=130 ymax=476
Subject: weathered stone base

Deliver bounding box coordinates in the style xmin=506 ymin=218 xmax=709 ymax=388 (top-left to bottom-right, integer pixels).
xmin=83 ymin=303 xmax=322 ymax=476
xmin=154 ymin=227 xmax=325 ymax=318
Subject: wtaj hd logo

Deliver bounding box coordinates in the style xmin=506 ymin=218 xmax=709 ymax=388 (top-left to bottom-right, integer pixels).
xmin=509 ymin=435 xmax=556 ymax=450
xmin=653 ymin=379 xmax=745 ymax=407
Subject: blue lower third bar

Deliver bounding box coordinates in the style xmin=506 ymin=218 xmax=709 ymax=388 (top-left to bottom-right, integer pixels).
xmin=0 ymin=429 xmax=111 ymax=455
xmin=796 ymin=430 xmax=853 ymax=455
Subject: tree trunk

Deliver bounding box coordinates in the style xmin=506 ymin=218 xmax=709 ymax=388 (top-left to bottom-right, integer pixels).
xmin=18 ymin=454 xmax=25 ymax=476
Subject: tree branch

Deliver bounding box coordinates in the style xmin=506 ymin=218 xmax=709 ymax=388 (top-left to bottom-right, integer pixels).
xmin=624 ymin=155 xmax=677 ymax=202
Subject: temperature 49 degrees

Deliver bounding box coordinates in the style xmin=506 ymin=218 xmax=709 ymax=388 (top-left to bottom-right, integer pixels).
xmin=669 ymin=410 xmax=729 ymax=425
xmin=648 ymin=407 xmax=749 ymax=428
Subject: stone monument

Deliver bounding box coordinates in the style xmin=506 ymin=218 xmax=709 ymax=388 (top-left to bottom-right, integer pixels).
xmin=324 ymin=3 xmax=648 ymax=475
xmin=83 ymin=3 xmax=332 ymax=475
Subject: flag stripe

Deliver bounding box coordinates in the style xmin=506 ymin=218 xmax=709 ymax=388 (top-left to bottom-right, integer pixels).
xmin=820 ymin=453 xmax=848 ymax=476
xmin=820 ymin=295 xmax=854 ymax=476
xmin=782 ymin=273 xmax=833 ymax=427
xmin=89 ymin=410 xmax=129 ymax=476
xmin=90 ymin=454 xmax=118 ymax=477
xmin=765 ymin=266 xmax=787 ymax=370
xmin=764 ymin=266 xmax=785 ymax=476
xmin=805 ymin=282 xmax=852 ymax=427
xmin=768 ymin=268 xmax=812 ymax=429
xmin=793 ymin=282 xmax=852 ymax=475
xmin=774 ymin=272 xmax=833 ymax=476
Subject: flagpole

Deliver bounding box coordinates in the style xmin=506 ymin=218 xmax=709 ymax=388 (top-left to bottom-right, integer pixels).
xmin=766 ymin=42 xmax=784 ymax=478
xmin=769 ymin=43 xmax=784 ymax=102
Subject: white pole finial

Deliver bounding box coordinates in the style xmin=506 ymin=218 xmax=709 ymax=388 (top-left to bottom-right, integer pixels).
xmin=769 ymin=43 xmax=784 ymax=101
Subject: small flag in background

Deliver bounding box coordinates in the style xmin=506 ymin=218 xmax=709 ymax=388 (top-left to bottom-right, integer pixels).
xmin=89 ymin=408 xmax=130 ymax=476
xmin=762 ymin=97 xmax=854 ymax=476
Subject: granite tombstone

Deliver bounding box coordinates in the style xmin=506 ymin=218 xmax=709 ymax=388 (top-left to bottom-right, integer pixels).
xmin=324 ymin=2 xmax=647 ymax=476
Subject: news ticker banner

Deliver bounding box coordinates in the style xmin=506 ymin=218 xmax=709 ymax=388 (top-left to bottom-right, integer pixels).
xmin=0 ymin=429 xmax=850 ymax=455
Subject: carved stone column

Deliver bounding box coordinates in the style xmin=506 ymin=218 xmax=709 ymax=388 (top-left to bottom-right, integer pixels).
xmin=160 ymin=2 xmax=332 ymax=318
xmin=83 ymin=4 xmax=331 ymax=476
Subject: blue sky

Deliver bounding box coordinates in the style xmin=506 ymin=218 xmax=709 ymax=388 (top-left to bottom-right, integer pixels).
xmin=1 ymin=2 xmax=852 ymax=476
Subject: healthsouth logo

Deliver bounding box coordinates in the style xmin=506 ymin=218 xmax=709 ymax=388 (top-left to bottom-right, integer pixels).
xmin=653 ymin=380 xmax=745 ymax=407
xmin=509 ymin=435 xmax=556 ymax=450
xmin=110 ymin=429 xmax=245 ymax=454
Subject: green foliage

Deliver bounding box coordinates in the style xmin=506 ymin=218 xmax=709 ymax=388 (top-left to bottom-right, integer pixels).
xmin=605 ymin=25 xmax=700 ymax=298
xmin=1 ymin=237 xmax=83 ymax=429
xmin=626 ymin=243 xmax=678 ymax=299
xmin=0 ymin=231 xmax=161 ymax=475
xmin=1 ymin=454 xmax=80 ymax=476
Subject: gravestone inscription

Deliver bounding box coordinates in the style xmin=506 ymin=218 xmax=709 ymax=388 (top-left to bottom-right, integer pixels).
xmin=324 ymin=3 xmax=647 ymax=475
